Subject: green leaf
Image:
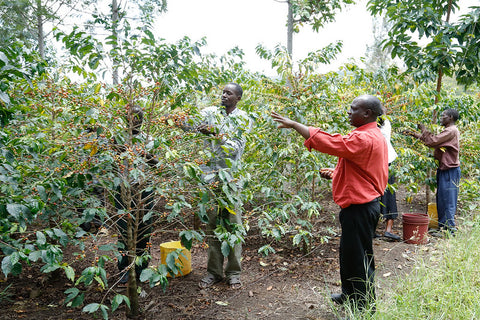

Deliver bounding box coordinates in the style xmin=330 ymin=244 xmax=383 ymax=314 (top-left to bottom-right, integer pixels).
xmin=51 ymin=183 xmax=63 ymax=200
xmin=221 ymin=241 xmax=230 ymax=257
xmin=37 ymin=186 xmax=47 ymax=201
xmin=99 ymin=244 xmax=117 ymax=251
xmin=179 ymin=231 xmax=193 ymax=250
xmin=94 ymin=275 xmax=105 ymax=289
xmin=9 ymin=251 xmax=20 ymax=266
xmin=292 ymin=234 xmax=302 ymax=246
xmin=200 ymin=191 xmax=210 ymax=203
xmin=1 ymin=256 xmax=13 ymax=277
xmin=2 ymin=150 xmax=14 ymax=163
xmin=77 ymin=266 xmax=96 ymax=286
xmin=198 ymin=204 xmax=208 ymax=223
xmin=165 ymin=251 xmax=178 ymax=270
xmin=0 ymin=51 xmax=7 ymax=64
xmin=100 ymin=304 xmax=109 ymax=319
xmin=183 ymin=163 xmax=198 ymax=179
xmin=36 ymin=231 xmax=46 ymax=245
xmin=41 ymin=264 xmax=60 ymax=273
xmin=71 ymin=294 xmax=85 ymax=308
xmin=139 ymin=268 xmax=154 ymax=282
xmin=112 ymin=294 xmax=129 ymax=312
xmin=204 ymin=173 xmax=216 ymax=182
xmin=0 ymin=91 xmax=10 ymax=104
xmin=28 ymin=250 xmax=42 ymax=262
xmin=63 ymin=265 xmax=75 ymax=282
xmin=142 ymin=210 xmax=153 ymax=222
xmin=144 ymin=29 xmax=155 ymax=41
xmin=64 ymin=288 xmax=82 ymax=307
xmin=6 ymin=203 xmax=28 ymax=219
xmin=258 ymin=245 xmax=276 ymax=256
xmin=83 ymin=303 xmax=100 ymax=313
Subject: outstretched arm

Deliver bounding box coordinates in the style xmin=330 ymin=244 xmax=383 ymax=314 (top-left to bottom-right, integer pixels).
xmin=163 ymin=111 xmax=218 ymax=136
xmin=271 ymin=112 xmax=310 ymax=139
xmin=402 ymin=129 xmax=421 ymax=139
xmin=402 ymin=123 xmax=427 ymax=140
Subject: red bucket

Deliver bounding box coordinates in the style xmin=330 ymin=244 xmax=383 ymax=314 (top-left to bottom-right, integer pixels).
xmin=402 ymin=213 xmax=429 ymax=244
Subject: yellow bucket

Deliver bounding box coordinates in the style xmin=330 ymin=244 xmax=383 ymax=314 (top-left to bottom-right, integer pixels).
xmin=160 ymin=241 xmax=191 ymax=277
xmin=427 ymin=203 xmax=438 ymax=229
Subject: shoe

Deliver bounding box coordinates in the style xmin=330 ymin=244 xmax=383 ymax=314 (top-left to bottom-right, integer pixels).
xmin=227 ymin=276 xmax=242 ymax=290
xmin=430 ymin=230 xmax=443 ymax=238
xmin=373 ymin=233 xmax=382 ymax=238
xmin=198 ymin=274 xmax=223 ymax=289
xmin=384 ymin=231 xmax=401 ymax=241
xmin=331 ymin=293 xmax=348 ymax=305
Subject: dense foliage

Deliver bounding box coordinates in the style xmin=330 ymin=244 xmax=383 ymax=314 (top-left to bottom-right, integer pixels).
xmin=1 ymin=5 xmax=480 ymax=319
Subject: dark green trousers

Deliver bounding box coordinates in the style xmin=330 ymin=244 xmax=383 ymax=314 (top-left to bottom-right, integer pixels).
xmin=206 ymin=206 xmax=242 ymax=281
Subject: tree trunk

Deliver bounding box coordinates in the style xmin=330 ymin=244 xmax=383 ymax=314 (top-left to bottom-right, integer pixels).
xmin=287 ymin=0 xmax=293 ymax=57
xmin=36 ymin=0 xmax=45 ymax=60
xmin=112 ymin=0 xmax=119 ymax=85
xmin=125 ymin=198 xmax=140 ymax=317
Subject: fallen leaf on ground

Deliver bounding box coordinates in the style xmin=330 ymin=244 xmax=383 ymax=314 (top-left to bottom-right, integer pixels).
xmin=215 ymin=301 xmax=229 ymax=306
xmin=267 ymin=286 xmax=273 ymax=291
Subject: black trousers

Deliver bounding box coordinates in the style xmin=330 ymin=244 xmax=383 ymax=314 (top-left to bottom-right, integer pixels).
xmin=339 ymin=199 xmax=380 ymax=309
xmin=380 ymin=168 xmax=398 ymax=220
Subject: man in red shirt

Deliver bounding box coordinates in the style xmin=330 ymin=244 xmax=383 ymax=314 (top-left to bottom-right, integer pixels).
xmin=271 ymin=94 xmax=388 ymax=311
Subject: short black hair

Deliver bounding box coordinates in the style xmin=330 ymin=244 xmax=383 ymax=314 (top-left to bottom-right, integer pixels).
xmin=227 ymin=82 xmax=243 ymax=98
xmin=444 ymin=108 xmax=459 ymax=122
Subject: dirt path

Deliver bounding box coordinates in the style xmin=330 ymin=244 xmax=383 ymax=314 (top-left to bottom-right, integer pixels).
xmin=0 ymin=188 xmax=433 ymax=320
xmin=147 ymin=227 xmax=427 ymax=320
xmin=135 ymin=189 xmax=432 ymax=320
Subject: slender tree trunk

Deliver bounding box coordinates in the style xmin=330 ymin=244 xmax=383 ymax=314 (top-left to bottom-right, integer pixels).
xmin=126 ymin=213 xmax=140 ymax=318
xmin=112 ymin=0 xmax=119 ymax=85
xmin=283 ymin=1 xmax=295 ymax=192
xmin=287 ymin=0 xmax=293 ymax=57
xmin=36 ymin=0 xmax=45 ymax=60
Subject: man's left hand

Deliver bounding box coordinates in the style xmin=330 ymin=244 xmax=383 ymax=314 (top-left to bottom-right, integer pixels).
xmin=197 ymin=124 xmax=216 ymax=136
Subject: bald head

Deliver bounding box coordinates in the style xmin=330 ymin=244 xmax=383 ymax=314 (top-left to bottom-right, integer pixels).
xmin=355 ymin=95 xmax=383 ymax=118
xmin=348 ymin=95 xmax=383 ymax=128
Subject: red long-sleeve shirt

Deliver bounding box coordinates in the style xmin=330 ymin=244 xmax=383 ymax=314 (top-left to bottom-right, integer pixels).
xmin=304 ymin=122 xmax=388 ymax=209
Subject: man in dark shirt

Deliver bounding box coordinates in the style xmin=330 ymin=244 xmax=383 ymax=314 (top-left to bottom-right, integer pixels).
xmin=403 ymin=109 xmax=460 ymax=234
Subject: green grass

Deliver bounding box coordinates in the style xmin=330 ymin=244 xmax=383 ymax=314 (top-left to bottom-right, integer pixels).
xmin=331 ymin=216 xmax=480 ymax=320
xmin=373 ymin=217 xmax=480 ymax=320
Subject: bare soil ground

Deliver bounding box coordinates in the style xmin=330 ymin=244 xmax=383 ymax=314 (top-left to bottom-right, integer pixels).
xmin=0 ymin=187 xmax=436 ymax=320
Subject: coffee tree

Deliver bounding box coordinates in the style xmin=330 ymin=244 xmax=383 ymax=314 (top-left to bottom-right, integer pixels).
xmin=1 ymin=21 xmax=254 ymax=319
xmin=2 ymin=8 xmax=480 ymax=319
